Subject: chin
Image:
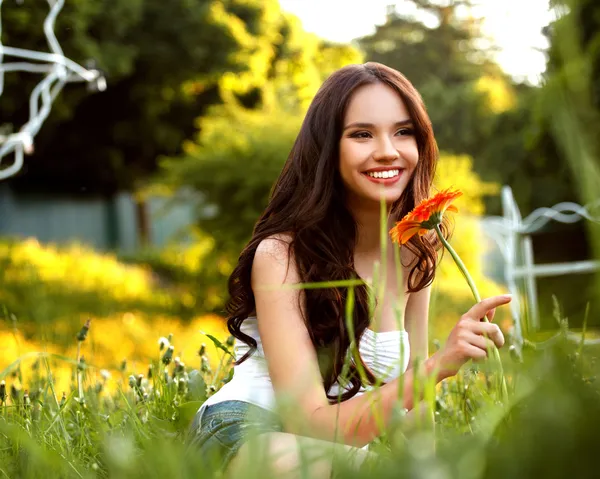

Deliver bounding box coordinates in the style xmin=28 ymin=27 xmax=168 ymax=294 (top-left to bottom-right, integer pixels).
xmin=362 ymin=188 xmax=405 ymax=206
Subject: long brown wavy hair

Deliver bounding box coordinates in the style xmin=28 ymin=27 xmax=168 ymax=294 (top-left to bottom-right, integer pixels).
xmin=226 ymin=62 xmax=446 ymax=403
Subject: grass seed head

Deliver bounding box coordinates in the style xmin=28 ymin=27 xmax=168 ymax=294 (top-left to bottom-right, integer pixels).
xmin=162 ymin=345 xmax=174 ymax=365
xmin=201 ymin=355 xmax=210 ymax=373
xmin=76 ymin=319 xmax=92 ymax=342
xmin=0 ymin=380 xmax=5 ymax=403
xmin=158 ymin=337 xmax=170 ymax=351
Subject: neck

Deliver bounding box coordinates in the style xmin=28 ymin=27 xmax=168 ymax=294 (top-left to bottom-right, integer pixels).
xmin=349 ymin=200 xmax=395 ymax=255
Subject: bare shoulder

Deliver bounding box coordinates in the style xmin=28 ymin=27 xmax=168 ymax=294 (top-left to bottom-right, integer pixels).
xmin=255 ymin=233 xmax=293 ymax=263
xmin=252 ymin=233 xmax=300 ymax=286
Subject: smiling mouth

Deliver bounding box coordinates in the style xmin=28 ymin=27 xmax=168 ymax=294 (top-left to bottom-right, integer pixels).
xmin=364 ymin=169 xmax=401 ymax=179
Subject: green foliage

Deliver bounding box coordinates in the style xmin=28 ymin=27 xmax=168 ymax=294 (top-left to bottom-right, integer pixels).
xmin=543 ymin=0 xmax=600 ymax=214
xmin=2 ymin=0 xmax=363 ymax=195
xmin=0 ymin=293 xmax=599 ymax=477
xmin=158 ymin=103 xmax=301 ymax=255
xmin=0 ymin=237 xmax=207 ymax=328
xmin=155 ymin=4 xmax=364 ymax=256
xmin=119 ymin=233 xmax=234 ymax=313
xmin=358 ymin=2 xmax=494 ymax=87
xmin=533 ymin=0 xmax=600 ymax=326
xmin=0 ymin=321 xmax=234 ymax=478
xmin=2 ymin=0 xmax=287 ymax=193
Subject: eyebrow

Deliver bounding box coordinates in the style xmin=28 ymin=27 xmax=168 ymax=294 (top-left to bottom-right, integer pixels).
xmin=343 ymin=119 xmax=414 ymax=131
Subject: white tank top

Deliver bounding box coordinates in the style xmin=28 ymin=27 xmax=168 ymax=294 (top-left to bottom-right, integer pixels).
xmin=198 ymin=316 xmax=411 ymax=416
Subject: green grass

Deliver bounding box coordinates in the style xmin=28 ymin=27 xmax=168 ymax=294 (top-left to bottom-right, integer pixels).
xmin=0 ymin=295 xmax=599 ymax=478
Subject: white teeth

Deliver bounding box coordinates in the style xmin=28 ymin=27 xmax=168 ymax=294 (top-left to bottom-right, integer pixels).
xmin=366 ymin=169 xmax=400 ymax=179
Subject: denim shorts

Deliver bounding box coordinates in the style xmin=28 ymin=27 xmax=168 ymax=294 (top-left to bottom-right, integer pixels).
xmin=186 ymin=400 xmax=284 ymax=473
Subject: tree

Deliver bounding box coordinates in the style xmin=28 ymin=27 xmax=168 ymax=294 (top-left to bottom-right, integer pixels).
xmin=1 ymin=0 xmax=282 ymax=195
xmin=359 ymin=1 xmax=495 ymax=87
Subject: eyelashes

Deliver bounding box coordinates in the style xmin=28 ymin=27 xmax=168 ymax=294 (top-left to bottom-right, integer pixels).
xmin=349 ymin=128 xmax=414 ymax=139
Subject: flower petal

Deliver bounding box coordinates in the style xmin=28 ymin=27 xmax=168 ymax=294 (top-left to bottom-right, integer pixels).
xmin=400 ymin=226 xmax=423 ymax=244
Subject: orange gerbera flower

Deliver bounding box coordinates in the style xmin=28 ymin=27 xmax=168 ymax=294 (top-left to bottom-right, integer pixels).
xmin=390 ymin=188 xmax=462 ymax=244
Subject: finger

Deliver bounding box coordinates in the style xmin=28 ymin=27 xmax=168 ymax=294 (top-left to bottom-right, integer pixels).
xmin=464 ymin=332 xmax=497 ymax=354
xmin=471 ymin=321 xmax=505 ymax=348
xmin=485 ymin=307 xmax=496 ymax=322
xmin=466 ymin=295 xmax=512 ymax=322
xmin=463 ymin=343 xmax=488 ymax=362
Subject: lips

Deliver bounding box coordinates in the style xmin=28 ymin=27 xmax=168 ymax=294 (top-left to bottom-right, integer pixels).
xmin=361 ymin=167 xmax=404 ymax=184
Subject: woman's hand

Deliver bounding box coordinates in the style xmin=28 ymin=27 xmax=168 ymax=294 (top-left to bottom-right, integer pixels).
xmin=433 ymin=295 xmax=512 ymax=379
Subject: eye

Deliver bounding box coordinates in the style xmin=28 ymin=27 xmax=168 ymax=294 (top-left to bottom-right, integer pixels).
xmin=396 ymin=128 xmax=414 ymax=136
xmin=350 ymin=131 xmax=372 ymax=139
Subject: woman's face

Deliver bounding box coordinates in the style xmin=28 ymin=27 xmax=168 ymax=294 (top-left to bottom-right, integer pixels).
xmin=339 ymin=82 xmax=419 ymax=208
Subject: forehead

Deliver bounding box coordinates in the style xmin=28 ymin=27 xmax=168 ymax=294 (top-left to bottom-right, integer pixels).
xmin=344 ymin=82 xmax=411 ymax=124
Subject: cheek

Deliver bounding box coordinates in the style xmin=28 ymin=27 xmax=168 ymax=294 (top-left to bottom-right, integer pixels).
xmin=404 ymin=142 xmax=419 ymax=170
xmin=339 ymin=142 xmax=361 ymax=177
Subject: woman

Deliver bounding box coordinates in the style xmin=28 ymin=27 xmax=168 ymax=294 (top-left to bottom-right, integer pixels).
xmin=188 ymin=62 xmax=510 ymax=477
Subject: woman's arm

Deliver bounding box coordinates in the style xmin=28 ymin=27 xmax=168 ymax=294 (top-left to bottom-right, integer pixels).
xmin=252 ymin=236 xmax=509 ymax=448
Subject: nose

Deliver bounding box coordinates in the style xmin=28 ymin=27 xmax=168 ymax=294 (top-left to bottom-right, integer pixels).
xmin=373 ymin=135 xmax=399 ymax=162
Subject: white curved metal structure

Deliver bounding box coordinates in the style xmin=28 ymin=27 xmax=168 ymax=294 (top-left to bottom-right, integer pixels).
xmin=482 ymin=186 xmax=600 ymax=345
xmin=0 ymin=0 xmax=106 ymax=180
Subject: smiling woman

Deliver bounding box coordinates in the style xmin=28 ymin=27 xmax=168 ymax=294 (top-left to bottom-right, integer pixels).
xmin=186 ymin=62 xmax=511 ymax=478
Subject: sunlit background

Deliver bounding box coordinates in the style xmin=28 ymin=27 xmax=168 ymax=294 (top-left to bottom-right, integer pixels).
xmin=0 ymin=3 xmax=599 ymax=473
xmin=280 ymin=0 xmax=554 ymax=84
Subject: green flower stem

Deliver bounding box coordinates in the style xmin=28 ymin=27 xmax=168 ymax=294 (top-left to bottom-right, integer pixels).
xmin=434 ymin=224 xmax=481 ymax=302
xmin=434 ymin=224 xmax=508 ymax=402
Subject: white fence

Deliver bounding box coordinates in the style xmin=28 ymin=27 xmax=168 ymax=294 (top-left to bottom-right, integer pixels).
xmin=482 ymin=186 xmax=600 ymax=345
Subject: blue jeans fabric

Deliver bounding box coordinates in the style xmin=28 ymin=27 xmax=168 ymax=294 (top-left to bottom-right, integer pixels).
xmin=186 ymin=400 xmax=283 ymax=473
